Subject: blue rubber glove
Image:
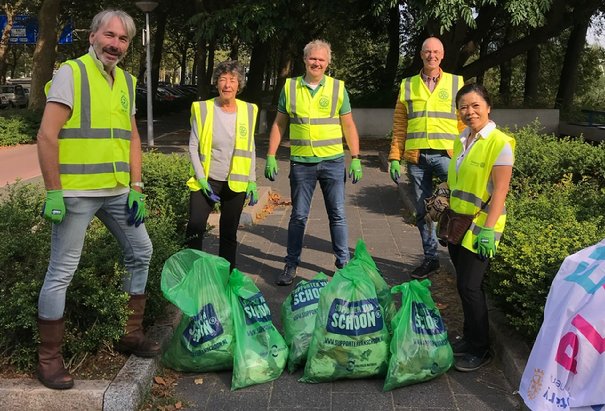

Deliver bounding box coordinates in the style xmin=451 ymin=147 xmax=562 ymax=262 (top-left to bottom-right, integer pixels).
xmin=348 ymin=158 xmax=363 ymax=184
xmin=127 ymin=188 xmax=147 ymax=227
xmin=265 ymin=155 xmax=278 ymax=181
xmin=474 ymin=227 xmax=496 ymax=259
xmin=390 ymin=160 xmax=400 ymax=183
xmin=246 ymin=181 xmax=258 ymax=206
xmin=41 ymin=189 xmax=66 ymax=224
xmin=198 ymin=178 xmax=221 ymax=203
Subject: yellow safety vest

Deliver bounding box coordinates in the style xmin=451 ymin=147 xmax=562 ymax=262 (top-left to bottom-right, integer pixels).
xmin=400 ymin=72 xmax=463 ymax=151
xmin=186 ymin=98 xmax=258 ymax=193
xmin=49 ymin=54 xmax=135 ymax=190
xmin=447 ymin=128 xmax=515 ymax=253
xmin=284 ymin=75 xmax=345 ymax=158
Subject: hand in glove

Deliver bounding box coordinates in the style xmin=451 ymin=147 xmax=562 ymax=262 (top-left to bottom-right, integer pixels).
xmin=265 ymin=155 xmax=278 ymax=181
xmin=390 ymin=160 xmax=400 ymax=184
xmin=474 ymin=227 xmax=496 ymax=259
xmin=127 ymin=188 xmax=147 ymax=227
xmin=246 ymin=181 xmax=258 ymax=206
xmin=348 ymin=158 xmax=363 ymax=184
xmin=198 ymin=179 xmax=221 ymax=203
xmin=41 ymin=190 xmax=66 ymax=224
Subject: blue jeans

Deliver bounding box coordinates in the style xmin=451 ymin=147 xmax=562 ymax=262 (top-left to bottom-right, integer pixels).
xmin=286 ymin=157 xmax=349 ymax=268
xmin=38 ymin=193 xmax=153 ymax=320
xmin=407 ymin=150 xmax=450 ymax=261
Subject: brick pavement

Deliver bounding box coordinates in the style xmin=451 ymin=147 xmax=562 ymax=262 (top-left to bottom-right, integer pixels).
xmin=168 ymin=133 xmax=523 ymax=410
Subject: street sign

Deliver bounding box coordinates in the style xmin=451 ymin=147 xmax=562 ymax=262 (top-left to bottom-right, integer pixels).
xmin=0 ymin=15 xmax=72 ymax=44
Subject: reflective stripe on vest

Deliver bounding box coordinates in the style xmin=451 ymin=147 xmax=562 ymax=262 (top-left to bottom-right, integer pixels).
xmin=401 ymin=72 xmax=462 ymax=151
xmin=55 ymin=54 xmax=134 ymax=190
xmin=186 ymin=98 xmax=258 ymax=193
xmin=447 ymin=128 xmax=515 ymax=252
xmin=284 ymin=76 xmax=344 ymax=158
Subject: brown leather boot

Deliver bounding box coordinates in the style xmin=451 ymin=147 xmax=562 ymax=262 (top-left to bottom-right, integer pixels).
xmin=37 ymin=318 xmax=74 ymax=390
xmin=115 ymin=294 xmax=160 ymax=357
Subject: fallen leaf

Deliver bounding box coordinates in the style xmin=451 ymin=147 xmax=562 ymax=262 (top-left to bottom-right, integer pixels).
xmin=175 ymin=401 xmax=183 ymax=409
xmin=154 ymin=376 xmax=167 ymax=386
xmin=194 ymin=377 xmax=204 ymax=385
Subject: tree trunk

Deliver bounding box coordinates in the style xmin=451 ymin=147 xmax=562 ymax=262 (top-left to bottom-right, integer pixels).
xmin=555 ymin=20 xmax=590 ymax=111
xmin=229 ymin=35 xmax=238 ymax=61
xmin=241 ymin=39 xmax=269 ymax=107
xmin=29 ymin=0 xmax=61 ymax=111
xmin=476 ymin=40 xmax=489 ymax=84
xmin=203 ymin=39 xmax=215 ymax=97
xmin=179 ymin=49 xmax=187 ymax=85
xmin=151 ymin=9 xmax=167 ymax=98
xmin=195 ymin=39 xmax=207 ymax=98
xmin=498 ymin=26 xmax=513 ymax=106
xmin=380 ymin=2 xmax=400 ymax=92
xmin=523 ymin=46 xmax=540 ymax=106
xmin=271 ymin=39 xmax=293 ymax=106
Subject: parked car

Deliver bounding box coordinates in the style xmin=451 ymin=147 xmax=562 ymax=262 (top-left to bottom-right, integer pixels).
xmin=0 ymin=84 xmax=28 ymax=108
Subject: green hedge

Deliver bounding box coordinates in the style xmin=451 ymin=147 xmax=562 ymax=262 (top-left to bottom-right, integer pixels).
xmin=487 ymin=124 xmax=605 ymax=341
xmin=0 ymin=152 xmax=190 ymax=370
xmin=0 ymin=109 xmax=41 ymax=146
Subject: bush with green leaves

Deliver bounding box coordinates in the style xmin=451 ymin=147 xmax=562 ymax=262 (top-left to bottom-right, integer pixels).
xmin=0 ymin=152 xmax=189 ymax=370
xmin=487 ymin=124 xmax=605 ymax=341
xmin=0 ymin=109 xmax=42 ymax=146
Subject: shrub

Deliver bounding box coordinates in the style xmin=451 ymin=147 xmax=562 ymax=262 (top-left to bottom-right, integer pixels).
xmin=0 ymin=109 xmax=41 ymax=146
xmin=487 ymin=124 xmax=605 ymax=341
xmin=0 ymin=152 xmax=189 ymax=370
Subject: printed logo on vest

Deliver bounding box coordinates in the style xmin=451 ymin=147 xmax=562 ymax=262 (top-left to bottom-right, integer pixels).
xmin=291 ymin=279 xmax=328 ymax=311
xmin=120 ymin=92 xmax=128 ymax=113
xmin=239 ymin=125 xmax=247 ymax=138
xmin=326 ymin=298 xmax=383 ymax=336
xmin=182 ymin=303 xmax=224 ymax=347
xmin=411 ymin=301 xmax=445 ymax=335
xmin=438 ymin=89 xmax=449 ymax=100
xmin=319 ymin=96 xmax=330 ymax=109
xmin=240 ymin=292 xmax=272 ymax=325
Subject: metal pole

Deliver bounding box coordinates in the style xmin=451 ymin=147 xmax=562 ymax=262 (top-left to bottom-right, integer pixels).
xmin=145 ymin=12 xmax=154 ymax=147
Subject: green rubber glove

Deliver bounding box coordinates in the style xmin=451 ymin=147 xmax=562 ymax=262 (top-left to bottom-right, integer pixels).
xmin=127 ymin=188 xmax=147 ymax=226
xmin=246 ymin=181 xmax=258 ymax=206
xmin=348 ymin=158 xmax=363 ymax=184
xmin=265 ymin=155 xmax=278 ymax=181
xmin=42 ymin=189 xmax=66 ymax=224
xmin=474 ymin=227 xmax=496 ymax=259
xmin=390 ymin=160 xmax=401 ymax=183
xmin=197 ymin=178 xmax=220 ymax=202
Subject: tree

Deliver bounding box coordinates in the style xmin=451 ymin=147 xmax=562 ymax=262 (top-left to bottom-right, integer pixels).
xmin=29 ymin=0 xmax=60 ymax=111
xmin=0 ymin=0 xmax=26 ymax=82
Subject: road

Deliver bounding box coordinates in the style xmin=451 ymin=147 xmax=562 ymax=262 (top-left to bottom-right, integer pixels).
xmin=0 ymin=144 xmax=40 ymax=186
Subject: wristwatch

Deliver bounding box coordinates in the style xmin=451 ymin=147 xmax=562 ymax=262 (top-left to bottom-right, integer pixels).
xmin=351 ymin=155 xmax=360 ymax=159
xmin=131 ymin=181 xmax=144 ymax=189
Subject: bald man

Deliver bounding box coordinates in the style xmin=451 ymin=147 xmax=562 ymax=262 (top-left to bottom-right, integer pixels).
xmin=388 ymin=37 xmax=464 ymax=280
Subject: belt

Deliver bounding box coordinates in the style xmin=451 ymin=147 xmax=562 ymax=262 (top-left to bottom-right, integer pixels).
xmin=420 ymin=148 xmax=448 ymax=155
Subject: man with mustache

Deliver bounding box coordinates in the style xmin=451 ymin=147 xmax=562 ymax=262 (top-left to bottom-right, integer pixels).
xmin=35 ymin=9 xmax=157 ymax=390
xmin=388 ymin=36 xmax=464 ymax=280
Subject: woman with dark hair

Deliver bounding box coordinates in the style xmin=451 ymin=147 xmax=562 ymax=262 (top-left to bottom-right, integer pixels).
xmin=446 ymin=83 xmax=515 ymax=372
xmin=185 ymin=60 xmax=258 ymax=270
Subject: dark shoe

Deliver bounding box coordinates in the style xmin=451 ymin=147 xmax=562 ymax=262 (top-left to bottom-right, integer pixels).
xmin=451 ymin=337 xmax=471 ymax=357
xmin=37 ymin=318 xmax=74 ymax=390
xmin=410 ymin=259 xmax=440 ymax=279
xmin=115 ymin=294 xmax=161 ymax=358
xmin=335 ymin=260 xmax=348 ymax=270
xmin=275 ymin=264 xmax=297 ymax=286
xmin=454 ymin=351 xmax=492 ymax=372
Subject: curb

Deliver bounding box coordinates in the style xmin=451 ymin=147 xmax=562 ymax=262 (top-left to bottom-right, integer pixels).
xmin=377 ymin=152 xmax=530 ymax=392
xmin=0 ymin=322 xmax=176 ymax=411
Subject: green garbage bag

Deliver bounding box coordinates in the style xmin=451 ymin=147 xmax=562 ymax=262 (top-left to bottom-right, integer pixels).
xmin=281 ymin=272 xmax=329 ymax=372
xmin=301 ymin=267 xmax=390 ymax=383
xmin=348 ymin=239 xmax=397 ymax=334
xmin=229 ymin=269 xmax=288 ymax=390
xmin=383 ymin=279 xmax=454 ymax=391
xmin=160 ymin=249 xmax=234 ymax=372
